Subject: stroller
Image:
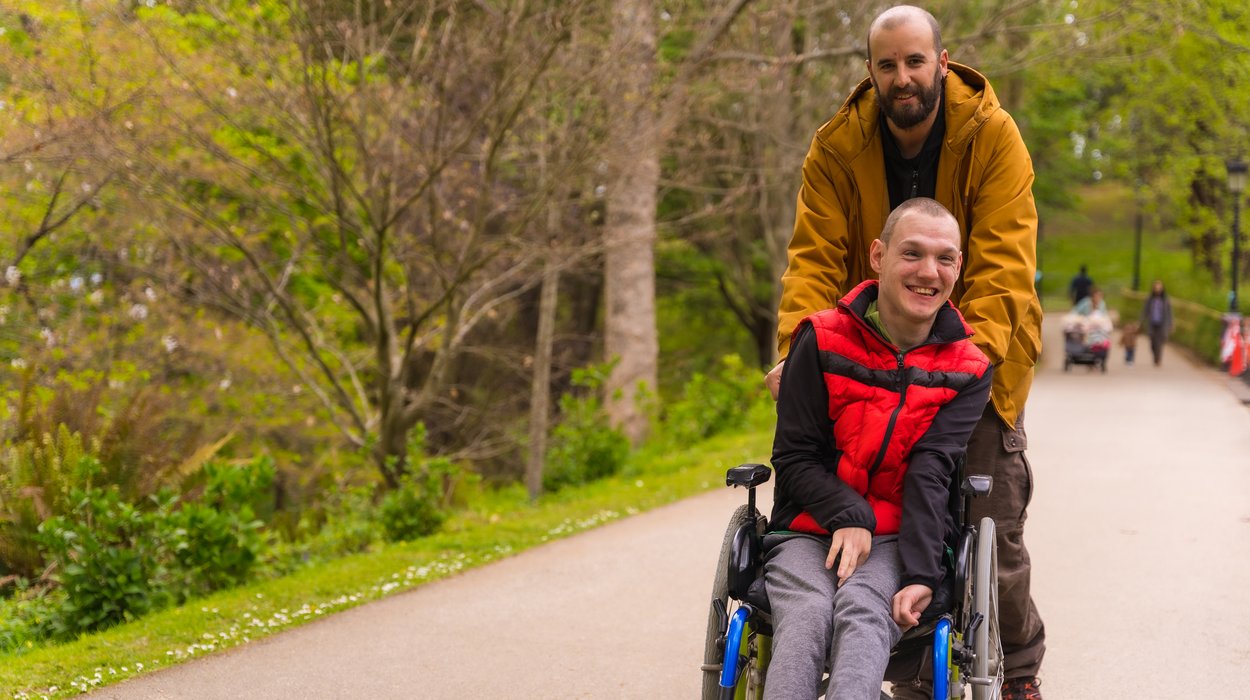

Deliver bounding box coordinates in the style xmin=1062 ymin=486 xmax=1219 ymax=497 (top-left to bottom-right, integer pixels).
xmin=1062 ymin=312 xmax=1111 ymax=372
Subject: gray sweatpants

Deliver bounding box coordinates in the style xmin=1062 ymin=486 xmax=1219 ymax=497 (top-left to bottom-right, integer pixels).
xmin=762 ymin=533 xmax=903 ymax=700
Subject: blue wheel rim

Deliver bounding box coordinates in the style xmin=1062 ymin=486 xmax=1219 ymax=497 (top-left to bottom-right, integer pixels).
xmin=932 ymin=617 xmax=952 ymax=700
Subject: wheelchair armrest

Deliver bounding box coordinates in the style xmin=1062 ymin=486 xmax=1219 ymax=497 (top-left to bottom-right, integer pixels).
xmin=961 ymin=474 xmax=992 ymax=498
xmin=726 ymin=463 xmax=771 ymax=489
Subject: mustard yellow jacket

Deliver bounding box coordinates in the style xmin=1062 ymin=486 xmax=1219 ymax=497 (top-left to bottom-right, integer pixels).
xmin=778 ymin=62 xmax=1042 ymax=427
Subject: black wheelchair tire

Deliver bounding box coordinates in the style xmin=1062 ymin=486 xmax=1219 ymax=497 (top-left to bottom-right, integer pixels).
xmin=971 ymin=516 xmax=1004 ymax=700
xmin=703 ymin=504 xmax=753 ymax=700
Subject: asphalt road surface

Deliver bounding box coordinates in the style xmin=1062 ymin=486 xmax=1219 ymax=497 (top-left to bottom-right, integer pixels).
xmin=90 ymin=317 xmax=1250 ymax=699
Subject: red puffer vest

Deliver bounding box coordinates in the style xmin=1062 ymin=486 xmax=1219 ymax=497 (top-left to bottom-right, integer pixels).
xmin=787 ymin=280 xmax=991 ymax=536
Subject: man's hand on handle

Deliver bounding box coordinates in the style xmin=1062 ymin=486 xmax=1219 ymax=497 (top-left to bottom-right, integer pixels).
xmin=765 ymin=360 xmax=785 ymax=400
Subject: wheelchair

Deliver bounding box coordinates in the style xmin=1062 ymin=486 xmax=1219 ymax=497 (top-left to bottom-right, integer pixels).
xmin=700 ymin=463 xmax=1003 ymax=700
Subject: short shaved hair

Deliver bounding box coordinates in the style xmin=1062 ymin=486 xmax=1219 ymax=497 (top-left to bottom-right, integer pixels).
xmin=866 ymin=5 xmax=944 ymax=62
xmin=880 ymin=197 xmax=958 ymax=244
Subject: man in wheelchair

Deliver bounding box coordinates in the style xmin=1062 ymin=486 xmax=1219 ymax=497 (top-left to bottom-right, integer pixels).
xmin=753 ymin=198 xmax=992 ymax=698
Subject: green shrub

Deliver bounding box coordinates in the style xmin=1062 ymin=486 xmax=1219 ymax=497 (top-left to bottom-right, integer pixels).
xmin=378 ymin=425 xmax=460 ymax=542
xmin=0 ymin=584 xmax=60 ymax=655
xmin=0 ymin=426 xmax=96 ymax=581
xmin=267 ymin=485 xmax=379 ymax=571
xmin=660 ymin=354 xmax=765 ymax=446
xmin=543 ymin=365 xmax=630 ymax=492
xmin=37 ymin=487 xmax=169 ymax=637
xmin=162 ymin=459 xmax=274 ymax=600
xmin=0 ymin=366 xmax=232 ymax=581
xmin=34 ymin=457 xmax=276 ymax=637
xmin=378 ymin=473 xmax=446 ymax=542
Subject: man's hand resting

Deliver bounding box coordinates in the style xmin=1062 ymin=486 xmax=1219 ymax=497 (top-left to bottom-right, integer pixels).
xmin=892 ymin=584 xmax=934 ymax=631
xmin=827 ymin=527 xmax=871 ymax=586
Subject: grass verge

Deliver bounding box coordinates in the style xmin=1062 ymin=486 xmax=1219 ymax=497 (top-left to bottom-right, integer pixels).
xmin=1 ymin=414 xmax=774 ymax=699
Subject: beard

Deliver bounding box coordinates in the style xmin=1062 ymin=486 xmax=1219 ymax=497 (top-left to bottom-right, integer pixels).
xmin=878 ymin=67 xmax=943 ymax=129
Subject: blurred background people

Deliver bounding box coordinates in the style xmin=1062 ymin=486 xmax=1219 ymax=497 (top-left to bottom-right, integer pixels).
xmin=1141 ymin=280 xmax=1173 ymax=367
xmin=1068 ymin=264 xmax=1094 ymax=306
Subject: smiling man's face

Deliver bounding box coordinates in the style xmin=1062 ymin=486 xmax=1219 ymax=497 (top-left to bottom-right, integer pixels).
xmin=869 ymin=209 xmax=962 ymax=331
xmin=867 ymin=15 xmax=948 ymax=130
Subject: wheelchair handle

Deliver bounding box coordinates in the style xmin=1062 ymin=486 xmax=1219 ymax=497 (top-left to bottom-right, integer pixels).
xmin=726 ymin=464 xmax=771 ymax=516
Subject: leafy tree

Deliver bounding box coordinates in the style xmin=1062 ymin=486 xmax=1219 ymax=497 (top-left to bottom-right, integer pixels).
xmin=82 ymin=0 xmax=597 ymax=487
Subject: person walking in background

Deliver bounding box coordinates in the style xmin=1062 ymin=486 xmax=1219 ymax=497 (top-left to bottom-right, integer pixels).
xmin=765 ymin=6 xmax=1046 ymax=698
xmin=1141 ymin=279 xmax=1173 ymax=367
xmin=1068 ymin=264 xmax=1094 ymax=306
xmin=1220 ymin=316 xmax=1248 ymax=377
xmin=1121 ymin=321 xmax=1140 ymax=366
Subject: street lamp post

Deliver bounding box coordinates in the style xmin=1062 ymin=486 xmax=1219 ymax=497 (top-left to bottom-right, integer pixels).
xmin=1133 ymin=179 xmax=1144 ymax=292
xmin=1227 ymin=158 xmax=1247 ymax=313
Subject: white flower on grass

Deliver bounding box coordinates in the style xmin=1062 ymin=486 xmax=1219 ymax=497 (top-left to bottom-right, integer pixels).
xmin=129 ymin=303 xmax=148 ymax=320
xmin=162 ymin=335 xmax=178 ymax=352
xmin=5 ymin=266 xmax=20 ymax=285
xmin=11 ymin=358 xmax=25 ymax=369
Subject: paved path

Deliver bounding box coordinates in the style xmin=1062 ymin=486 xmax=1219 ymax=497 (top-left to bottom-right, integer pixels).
xmin=90 ymin=318 xmax=1250 ymax=699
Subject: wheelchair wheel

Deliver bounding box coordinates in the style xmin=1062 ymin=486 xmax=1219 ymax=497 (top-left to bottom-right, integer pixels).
xmin=702 ymin=504 xmax=761 ymax=700
xmin=971 ymin=516 xmax=1004 ymax=700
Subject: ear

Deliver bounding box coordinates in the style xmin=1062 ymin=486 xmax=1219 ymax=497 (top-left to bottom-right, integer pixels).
xmin=870 ymin=238 xmax=885 ymax=274
xmin=938 ymin=49 xmax=949 ymax=77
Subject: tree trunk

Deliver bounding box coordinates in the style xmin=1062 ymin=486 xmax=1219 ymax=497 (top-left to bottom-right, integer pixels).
xmin=603 ymin=0 xmax=659 ymax=445
xmin=760 ymin=3 xmax=801 ymax=367
xmin=526 ymin=260 xmax=558 ymax=501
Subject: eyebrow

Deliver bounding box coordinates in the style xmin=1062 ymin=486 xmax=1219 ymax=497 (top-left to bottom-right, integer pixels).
xmin=875 ymin=52 xmax=929 ymax=68
xmin=895 ymin=238 xmax=960 ymax=254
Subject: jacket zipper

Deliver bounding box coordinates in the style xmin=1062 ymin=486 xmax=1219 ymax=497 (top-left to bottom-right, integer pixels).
xmin=838 ymin=292 xmax=971 ymax=479
xmin=868 ymin=351 xmax=909 ymax=479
